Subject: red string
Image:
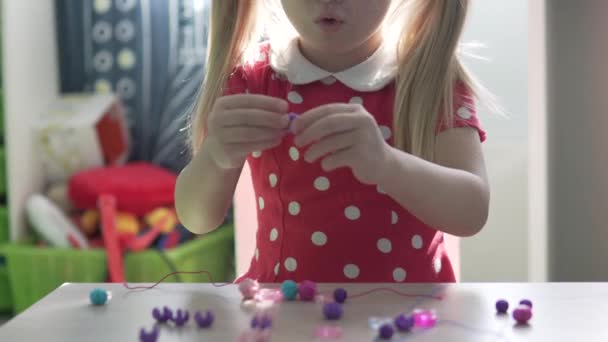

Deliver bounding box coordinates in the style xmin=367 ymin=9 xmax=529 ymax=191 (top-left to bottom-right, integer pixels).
xmin=348 ymin=287 xmax=444 ymax=301
xmin=122 ymin=270 xmax=232 ymax=290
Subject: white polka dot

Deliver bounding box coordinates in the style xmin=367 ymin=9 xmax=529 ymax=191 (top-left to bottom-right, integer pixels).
xmin=94 ymin=0 xmax=111 ymax=13
xmin=287 ymin=91 xmax=303 ymax=104
xmin=321 ymin=76 xmax=337 ymax=85
xmin=270 ymin=228 xmax=278 ymax=242
xmin=288 ymin=202 xmax=301 ymax=216
xmin=412 ymin=235 xmax=423 ymax=250
xmin=269 ymin=174 xmax=278 ymax=188
xmin=377 ymin=238 xmax=392 ymax=254
xmin=349 ymin=96 xmax=363 ymax=105
xmin=255 ymin=248 xmax=259 ymax=261
xmin=377 ymin=185 xmax=386 ymax=194
xmin=380 ymin=126 xmax=392 ymax=140
xmin=393 ymin=268 xmax=407 ymax=282
xmin=258 ymin=197 xmax=265 ymax=210
xmin=344 ymin=206 xmax=361 ymax=220
xmin=391 ymin=211 xmax=398 ymax=225
xmin=252 ymin=151 xmax=262 ymax=158
xmin=311 ymin=231 xmax=327 ymax=246
xmin=274 ymin=262 xmax=280 ymax=275
xmin=289 ymin=147 xmax=300 ymax=161
xmin=284 ymin=257 xmax=297 ymax=272
xmin=434 ymin=258 xmax=443 ymax=274
xmin=314 ymin=177 xmax=330 ymax=191
xmin=343 ymin=264 xmax=360 ymax=279
xmin=457 ymin=106 xmax=473 ymax=119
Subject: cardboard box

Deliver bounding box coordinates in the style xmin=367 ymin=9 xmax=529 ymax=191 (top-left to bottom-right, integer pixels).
xmin=34 ymin=94 xmax=130 ymax=183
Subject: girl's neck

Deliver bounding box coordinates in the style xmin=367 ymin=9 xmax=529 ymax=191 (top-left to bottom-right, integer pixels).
xmin=297 ymin=32 xmax=383 ymax=73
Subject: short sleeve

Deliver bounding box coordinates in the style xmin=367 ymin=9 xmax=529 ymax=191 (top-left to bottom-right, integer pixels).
xmin=436 ymin=81 xmax=487 ymax=142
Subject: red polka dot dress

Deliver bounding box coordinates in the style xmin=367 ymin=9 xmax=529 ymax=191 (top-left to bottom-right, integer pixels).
xmin=227 ymin=40 xmax=486 ymax=283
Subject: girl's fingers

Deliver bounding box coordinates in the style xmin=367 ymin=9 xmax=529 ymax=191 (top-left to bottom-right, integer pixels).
xmin=304 ymin=130 xmax=358 ymax=163
xmin=217 ymin=94 xmax=288 ymax=113
xmin=221 ymin=109 xmax=290 ymax=129
xmin=295 ymin=112 xmax=360 ymax=147
xmin=220 ymin=126 xmax=286 ymax=144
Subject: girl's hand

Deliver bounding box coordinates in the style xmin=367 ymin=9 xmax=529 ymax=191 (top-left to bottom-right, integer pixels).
xmin=206 ymin=94 xmax=290 ymax=170
xmin=292 ymin=103 xmax=392 ymax=185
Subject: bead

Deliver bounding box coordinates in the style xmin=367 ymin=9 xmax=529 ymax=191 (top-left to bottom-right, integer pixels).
xmin=173 ymin=309 xmax=190 ymax=327
xmin=251 ymin=313 xmax=272 ymax=330
xmin=333 ymin=288 xmax=348 ymax=304
xmin=89 ymin=288 xmax=108 ymax=306
xmin=139 ymin=326 xmax=160 ymax=342
xmin=287 ymin=112 xmax=297 ymax=133
xmin=394 ymin=314 xmax=415 ymax=332
xmin=194 ymin=310 xmax=214 ymax=328
xmin=239 ymin=278 xmax=260 ymax=300
xmin=152 ymin=307 xmax=170 ymax=323
xmin=379 ymin=324 xmax=394 ymax=339
xmin=281 ymin=280 xmax=299 ymax=301
xmin=323 ymin=302 xmax=343 ymax=320
xmin=162 ymin=306 xmax=174 ymax=322
xmin=512 ymin=305 xmax=532 ymax=324
xmin=298 ymin=280 xmax=317 ymax=301
xmin=519 ymin=299 xmax=533 ymax=308
xmin=314 ymin=325 xmax=344 ymax=339
xmin=495 ymin=299 xmax=509 ymax=314
xmin=412 ymin=309 xmax=437 ymax=328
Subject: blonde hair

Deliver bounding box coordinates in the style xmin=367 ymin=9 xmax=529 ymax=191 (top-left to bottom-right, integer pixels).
xmin=191 ymin=0 xmax=483 ymax=161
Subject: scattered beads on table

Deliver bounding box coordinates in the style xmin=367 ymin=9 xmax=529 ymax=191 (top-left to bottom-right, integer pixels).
xmin=89 ymin=288 xmax=108 ymax=306
xmin=333 ymin=288 xmax=348 ymax=304
xmin=251 ymin=313 xmax=273 ymax=330
xmin=173 ymin=309 xmax=190 ymax=327
xmin=194 ymin=310 xmax=215 ymax=328
xmin=280 ymin=280 xmax=299 ymax=301
xmin=379 ymin=324 xmax=394 ymax=339
xmin=323 ymin=302 xmax=343 ymax=321
xmin=495 ymin=299 xmax=509 ymax=314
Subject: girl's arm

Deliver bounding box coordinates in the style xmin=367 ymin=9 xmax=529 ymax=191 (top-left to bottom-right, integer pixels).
xmin=175 ymin=139 xmax=242 ymax=235
xmin=379 ymin=127 xmax=489 ymax=237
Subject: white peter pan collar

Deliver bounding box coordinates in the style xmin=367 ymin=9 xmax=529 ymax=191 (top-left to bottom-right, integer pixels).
xmin=269 ymin=38 xmax=398 ymax=92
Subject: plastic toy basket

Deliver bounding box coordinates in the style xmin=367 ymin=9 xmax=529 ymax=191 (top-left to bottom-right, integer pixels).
xmin=2 ymin=224 xmax=234 ymax=313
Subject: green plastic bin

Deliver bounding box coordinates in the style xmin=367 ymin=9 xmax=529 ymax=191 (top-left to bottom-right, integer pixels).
xmin=0 ymin=147 xmax=5 ymax=198
xmin=4 ymin=225 xmax=234 ymax=313
xmin=0 ymin=206 xmax=9 ymax=244
xmin=0 ymin=258 xmax=12 ymax=313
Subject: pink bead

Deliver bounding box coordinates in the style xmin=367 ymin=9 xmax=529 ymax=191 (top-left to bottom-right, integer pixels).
xmin=298 ymin=280 xmax=317 ymax=301
xmin=412 ymin=309 xmax=437 ymax=329
xmin=239 ymin=278 xmax=260 ymax=300
xmin=238 ymin=329 xmax=272 ymax=342
xmin=255 ymin=288 xmax=284 ymax=303
xmin=314 ymin=325 xmax=343 ymax=339
xmin=512 ymin=305 xmax=532 ymax=324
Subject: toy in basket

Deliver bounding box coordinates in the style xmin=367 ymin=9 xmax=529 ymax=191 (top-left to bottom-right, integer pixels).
xmin=68 ymin=162 xmax=178 ymax=282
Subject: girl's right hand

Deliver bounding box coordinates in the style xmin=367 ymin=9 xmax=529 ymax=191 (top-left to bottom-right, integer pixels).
xmin=205 ymin=94 xmax=290 ymax=170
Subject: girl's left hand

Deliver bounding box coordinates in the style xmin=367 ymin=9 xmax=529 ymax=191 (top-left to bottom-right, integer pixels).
xmin=292 ymin=103 xmax=392 ymax=185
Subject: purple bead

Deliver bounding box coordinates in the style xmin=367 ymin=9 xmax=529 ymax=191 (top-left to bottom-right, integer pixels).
xmin=379 ymin=324 xmax=394 ymax=339
xmin=412 ymin=310 xmax=437 ymax=329
xmin=163 ymin=307 xmax=173 ymax=321
xmin=519 ymin=299 xmax=533 ymax=308
xmin=139 ymin=326 xmax=160 ymax=342
xmin=394 ymin=314 xmax=415 ymax=332
xmin=513 ymin=306 xmax=532 ymax=324
xmin=298 ymin=280 xmax=317 ymax=301
xmin=333 ymin=288 xmax=348 ymax=303
xmin=496 ymin=299 xmax=509 ymax=314
xmin=173 ymin=309 xmax=190 ymax=327
xmin=260 ymin=315 xmax=272 ymax=330
xmin=194 ymin=310 xmax=214 ymax=328
xmin=251 ymin=315 xmax=260 ymax=329
xmin=323 ymin=302 xmax=343 ymax=320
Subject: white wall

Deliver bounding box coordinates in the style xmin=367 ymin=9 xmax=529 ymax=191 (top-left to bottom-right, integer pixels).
xmin=2 ymin=0 xmax=59 ymax=240
xmin=459 ymin=0 xmax=529 ymax=281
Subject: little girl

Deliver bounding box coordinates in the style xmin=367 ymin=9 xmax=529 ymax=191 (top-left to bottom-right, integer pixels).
xmin=176 ymin=0 xmax=490 ymax=283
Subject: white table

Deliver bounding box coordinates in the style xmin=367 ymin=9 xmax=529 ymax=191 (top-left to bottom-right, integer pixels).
xmin=0 ymin=282 xmax=606 ymax=341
